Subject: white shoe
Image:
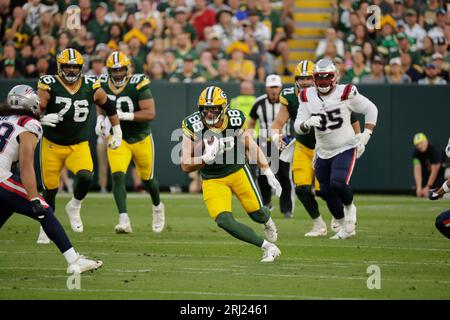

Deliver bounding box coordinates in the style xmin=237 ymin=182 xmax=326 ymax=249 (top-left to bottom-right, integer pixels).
xmin=263 ymin=218 xmax=278 ymax=242
xmin=304 ymin=219 xmax=327 ymax=237
xmin=36 ymin=226 xmax=50 ymax=244
xmin=65 ymin=200 xmax=83 ymax=233
xmin=261 ymin=243 xmax=281 ymax=262
xmin=330 ymin=228 xmax=356 ymax=240
xmin=115 ymin=215 xmax=133 ymax=234
xmin=67 ymin=254 xmax=103 ymax=274
xmin=331 ymin=217 xmax=341 ymax=233
xmin=344 ymin=203 xmax=357 ymax=233
xmin=152 ymin=203 xmax=165 ymax=233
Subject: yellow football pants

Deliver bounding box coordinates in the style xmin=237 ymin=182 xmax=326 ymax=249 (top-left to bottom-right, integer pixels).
xmin=292 ymin=141 xmax=320 ymax=190
xmin=40 ymin=138 xmax=93 ymax=189
xmin=107 ymin=135 xmax=154 ymax=180
xmin=202 ymin=166 xmax=263 ymax=219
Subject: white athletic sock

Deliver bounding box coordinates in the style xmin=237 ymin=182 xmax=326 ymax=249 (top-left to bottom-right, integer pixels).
xmin=63 ymin=247 xmax=78 ymax=264
xmin=344 ymin=202 xmax=354 ymax=211
xmin=314 ymin=216 xmax=325 ymax=225
xmin=119 ymin=213 xmax=129 ymax=224
xmin=70 ymin=197 xmax=82 ymax=207
xmin=261 ymin=240 xmax=272 ymax=249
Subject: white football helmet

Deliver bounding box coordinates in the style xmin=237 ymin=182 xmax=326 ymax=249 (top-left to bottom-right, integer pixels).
xmin=7 ymin=85 xmax=40 ymax=116
xmin=313 ymin=59 xmax=338 ymax=95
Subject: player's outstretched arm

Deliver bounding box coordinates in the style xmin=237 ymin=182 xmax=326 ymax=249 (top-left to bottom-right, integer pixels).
xmin=131 ymin=98 xmax=156 ymax=122
xmin=271 ymin=105 xmax=290 ymax=149
xmin=18 ymin=131 xmax=40 ymax=200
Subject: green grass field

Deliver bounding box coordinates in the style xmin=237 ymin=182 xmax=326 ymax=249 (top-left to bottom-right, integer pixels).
xmin=0 ymin=193 xmax=449 ymax=300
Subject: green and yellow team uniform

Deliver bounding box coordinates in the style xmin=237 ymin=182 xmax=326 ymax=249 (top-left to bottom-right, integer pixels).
xmin=279 ymin=86 xmax=319 ymax=189
xmin=182 ymin=109 xmax=263 ymax=219
xmin=99 ymin=73 xmax=155 ymax=180
xmin=37 ymin=74 xmax=100 ymax=189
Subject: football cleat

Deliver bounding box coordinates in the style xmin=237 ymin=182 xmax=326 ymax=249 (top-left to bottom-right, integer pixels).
xmin=304 ymin=219 xmax=327 ymax=237
xmin=36 ymin=226 xmax=51 ymax=244
xmin=152 ymin=202 xmax=165 ymax=233
xmin=65 ymin=200 xmax=83 ymax=233
xmin=330 ymin=229 xmax=356 ymax=240
xmin=330 ymin=217 xmax=342 ymax=233
xmin=67 ymin=254 xmax=103 ymax=274
xmin=263 ymin=218 xmax=278 ymax=242
xmin=115 ymin=215 xmax=133 ymax=233
xmin=261 ymin=243 xmax=281 ymax=262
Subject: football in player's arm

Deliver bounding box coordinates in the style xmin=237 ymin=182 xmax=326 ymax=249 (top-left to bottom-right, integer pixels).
xmin=0 ymin=85 xmax=102 ymax=273
xmin=35 ymin=48 xmax=121 ymax=243
xmin=294 ymin=59 xmax=378 ymax=240
xmin=96 ymin=51 xmax=165 ymax=234
xmin=180 ymin=86 xmax=282 ymax=262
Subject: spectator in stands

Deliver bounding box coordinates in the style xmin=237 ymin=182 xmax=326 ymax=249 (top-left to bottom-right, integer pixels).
xmin=316 ymin=28 xmax=345 ymax=59
xmin=127 ymin=36 xmax=146 ymax=73
xmin=163 ymin=49 xmax=177 ymax=75
xmin=431 ymin=52 xmax=450 ymax=82
xmin=334 ymin=56 xmax=347 ymax=82
xmin=36 ymin=55 xmax=50 ymax=77
xmin=168 ymin=54 xmax=206 ymax=83
xmin=208 ymin=0 xmax=231 ymax=13
xmin=392 ymin=0 xmax=406 ymax=27
xmin=79 ymin=0 xmax=94 ymax=25
xmin=226 ymin=41 xmax=256 ymax=81
xmin=135 ymin=0 xmax=163 ymax=38
xmin=107 ymin=22 xmax=124 ymax=51
xmin=361 ymin=55 xmax=386 ymax=84
xmin=174 ymin=6 xmax=198 ymax=43
xmin=212 ymin=8 xmax=240 ymax=51
xmin=0 ymin=59 xmax=22 ymax=79
xmin=378 ymin=17 xmax=398 ymax=58
xmin=420 ymin=35 xmax=436 ymax=65
xmin=421 ymin=0 xmax=443 ymax=31
xmin=198 ymin=49 xmax=218 ymax=80
xmin=362 ymin=41 xmax=377 ymax=70
xmin=201 ymin=31 xmax=228 ymax=63
xmin=435 ymin=36 xmax=449 ymax=62
xmin=418 ymin=62 xmax=448 ymax=85
xmin=81 ymin=32 xmax=97 ymax=68
xmin=146 ymin=38 xmax=165 ymax=72
xmin=95 ymin=43 xmax=111 ymax=63
xmin=228 ymin=0 xmax=247 ymax=22
xmin=163 ymin=21 xmax=182 ymax=50
xmin=404 ymin=9 xmax=427 ymax=49
xmin=317 ymin=41 xmax=340 ymax=61
xmin=190 ymin=0 xmax=216 ymax=42
xmin=386 ymin=56 xmax=412 ymax=83
xmin=428 ymin=9 xmax=447 ymax=42
xmin=23 ymin=0 xmax=43 ymax=33
xmin=396 ymin=32 xmax=422 ymax=65
xmin=331 ymin=0 xmax=353 ymax=36
xmin=412 ymin=132 xmax=446 ymax=198
xmin=1 ymin=41 xmax=23 ymax=74
xmin=21 ymin=44 xmax=37 ymax=78
xmin=86 ymin=54 xmax=106 ymax=77
xmin=147 ymin=60 xmax=167 ymax=80
xmin=87 ymin=2 xmax=110 ymax=45
xmin=173 ymin=32 xmax=198 ymax=68
xmin=0 ymin=0 xmax=11 ymax=37
xmin=342 ymin=49 xmax=369 ymax=84
xmin=280 ymin=0 xmax=295 ymax=40
xmin=105 ymin=0 xmax=128 ymax=25
xmin=400 ymin=51 xmax=424 ymax=83
xmin=212 ymin=58 xmax=236 ymax=82
xmin=3 ymin=6 xmax=32 ymax=48
xmin=38 ymin=10 xmax=57 ymax=38
xmin=243 ymin=33 xmax=266 ymax=81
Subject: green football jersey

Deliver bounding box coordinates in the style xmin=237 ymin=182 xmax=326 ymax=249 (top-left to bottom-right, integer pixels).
xmin=37 ymin=74 xmax=100 ymax=146
xmin=182 ymin=109 xmax=248 ymax=180
xmin=99 ymin=74 xmax=153 ymax=144
xmin=279 ymin=86 xmax=316 ymax=149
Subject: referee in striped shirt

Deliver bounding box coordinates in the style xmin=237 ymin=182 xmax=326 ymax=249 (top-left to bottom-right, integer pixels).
xmin=248 ymin=75 xmax=293 ymax=217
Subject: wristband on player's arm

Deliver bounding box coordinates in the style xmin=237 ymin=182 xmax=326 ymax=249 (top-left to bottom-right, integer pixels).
xmin=99 ymin=97 xmax=117 ymax=117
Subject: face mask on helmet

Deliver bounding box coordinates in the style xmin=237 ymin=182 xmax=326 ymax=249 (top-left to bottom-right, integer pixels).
xmin=199 ymin=105 xmax=225 ymax=126
xmin=109 ymin=66 xmax=128 ymax=87
xmin=60 ymin=63 xmax=82 ymax=83
xmin=314 ymin=72 xmax=336 ymax=94
xmin=295 ymin=76 xmax=314 ymax=90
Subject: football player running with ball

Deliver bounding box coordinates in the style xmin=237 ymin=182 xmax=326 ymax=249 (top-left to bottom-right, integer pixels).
xmin=0 ymin=85 xmax=102 ymax=273
xmin=294 ymin=59 xmax=378 ymax=239
xmin=429 ymin=138 xmax=450 ymax=239
xmin=36 ymin=48 xmax=122 ymax=243
xmin=181 ymin=86 xmax=282 ymax=262
xmin=97 ymin=51 xmax=165 ymax=234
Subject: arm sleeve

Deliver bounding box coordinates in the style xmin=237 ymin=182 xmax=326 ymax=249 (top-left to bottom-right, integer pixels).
xmin=294 ymin=104 xmax=311 ymax=135
xmin=347 ymin=85 xmax=378 ymax=126
xmin=24 ymin=119 xmax=43 ymax=140
xmin=350 ymin=112 xmax=359 ymax=124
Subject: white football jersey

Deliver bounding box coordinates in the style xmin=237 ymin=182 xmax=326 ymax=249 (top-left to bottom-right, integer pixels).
xmin=0 ymin=115 xmax=42 ymax=182
xmin=294 ymin=84 xmax=378 ymax=159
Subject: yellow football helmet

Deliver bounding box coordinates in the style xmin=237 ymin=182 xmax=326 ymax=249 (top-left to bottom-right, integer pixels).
xmin=57 ymin=48 xmax=84 ymax=83
xmin=106 ymin=51 xmax=131 ymax=87
xmin=197 ymin=86 xmax=229 ymax=126
xmin=294 ymin=60 xmax=315 ymax=90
